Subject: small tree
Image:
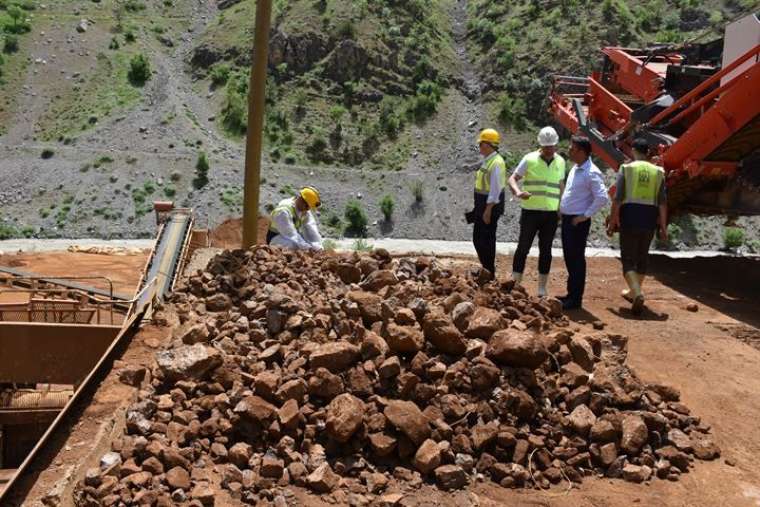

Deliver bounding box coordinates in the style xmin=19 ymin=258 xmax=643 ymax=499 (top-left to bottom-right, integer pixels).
xmin=7 ymin=6 xmax=22 ymax=30
xmin=193 ymin=151 xmax=210 ymax=189
xmin=4 ymin=34 xmax=19 ymax=53
xmin=344 ymin=200 xmax=368 ymax=237
xmin=723 ymin=227 xmax=745 ymax=249
xmin=127 ymin=53 xmax=151 ymax=86
xmin=379 ymin=194 xmax=394 ymax=221
xmin=411 ymin=180 xmax=424 ymax=203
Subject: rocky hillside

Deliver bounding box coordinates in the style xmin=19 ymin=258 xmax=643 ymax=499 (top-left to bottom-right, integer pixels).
xmin=0 ymin=0 xmax=757 ymax=251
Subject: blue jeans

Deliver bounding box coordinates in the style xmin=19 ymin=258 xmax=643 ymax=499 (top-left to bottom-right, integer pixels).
xmin=561 ymin=215 xmax=591 ymax=303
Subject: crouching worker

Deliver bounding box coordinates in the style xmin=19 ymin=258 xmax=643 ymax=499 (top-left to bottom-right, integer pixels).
xmin=267 ymin=186 xmax=324 ymax=251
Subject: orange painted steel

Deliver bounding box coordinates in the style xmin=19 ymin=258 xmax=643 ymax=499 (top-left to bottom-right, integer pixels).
xmin=664 ymin=62 xmax=760 ymax=177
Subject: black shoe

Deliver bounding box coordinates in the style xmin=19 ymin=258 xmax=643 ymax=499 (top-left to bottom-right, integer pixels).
xmin=562 ymin=299 xmax=582 ymax=310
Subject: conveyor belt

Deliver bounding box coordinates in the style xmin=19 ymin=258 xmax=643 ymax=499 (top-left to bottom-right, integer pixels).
xmin=0 ymin=209 xmax=195 ymax=503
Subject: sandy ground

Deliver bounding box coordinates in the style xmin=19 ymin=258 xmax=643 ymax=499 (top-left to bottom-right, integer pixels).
xmin=4 ymin=251 xmax=760 ymax=506
xmin=0 ymin=251 xmax=150 ymax=298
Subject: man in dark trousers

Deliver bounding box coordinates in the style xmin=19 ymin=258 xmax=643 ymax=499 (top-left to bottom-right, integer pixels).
xmin=607 ymin=138 xmax=668 ymax=315
xmin=558 ymin=136 xmax=609 ymax=310
xmin=508 ymin=126 xmax=566 ymax=297
xmin=470 ymin=128 xmax=506 ymax=279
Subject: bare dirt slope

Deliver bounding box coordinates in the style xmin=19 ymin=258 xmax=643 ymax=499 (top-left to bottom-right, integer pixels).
xmin=6 ymin=251 xmax=760 ymax=507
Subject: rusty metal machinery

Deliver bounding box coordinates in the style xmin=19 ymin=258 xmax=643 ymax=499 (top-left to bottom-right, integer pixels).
xmin=0 ymin=207 xmax=196 ymax=502
xmin=549 ymin=14 xmax=760 ymax=216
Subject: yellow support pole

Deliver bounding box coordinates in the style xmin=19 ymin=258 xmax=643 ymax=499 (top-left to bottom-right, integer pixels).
xmin=242 ymin=0 xmax=273 ymax=248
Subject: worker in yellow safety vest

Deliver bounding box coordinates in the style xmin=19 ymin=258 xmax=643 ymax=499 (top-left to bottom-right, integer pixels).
xmin=468 ymin=128 xmax=507 ymax=279
xmin=267 ymin=187 xmax=324 ymax=251
xmin=507 ymin=126 xmax=566 ymax=297
xmin=607 ymin=138 xmax=668 ymax=315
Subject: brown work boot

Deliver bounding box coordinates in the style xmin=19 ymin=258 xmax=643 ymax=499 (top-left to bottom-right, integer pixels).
xmin=631 ymin=294 xmax=645 ymax=316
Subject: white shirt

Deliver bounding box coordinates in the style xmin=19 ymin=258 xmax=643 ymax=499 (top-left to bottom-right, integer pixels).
xmin=483 ymin=152 xmax=504 ymax=204
xmin=559 ymin=158 xmax=609 ymax=217
xmin=270 ymin=200 xmax=323 ymax=250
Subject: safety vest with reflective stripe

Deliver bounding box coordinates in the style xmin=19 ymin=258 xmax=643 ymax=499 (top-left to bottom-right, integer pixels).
xmin=621 ymin=160 xmax=665 ymax=206
xmin=521 ymin=151 xmax=566 ymax=211
xmin=474 ymin=153 xmax=507 ymax=195
xmin=269 ymin=197 xmax=304 ymax=234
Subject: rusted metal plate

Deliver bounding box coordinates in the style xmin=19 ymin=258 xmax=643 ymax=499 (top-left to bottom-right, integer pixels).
xmin=0 ymin=409 xmax=60 ymax=426
xmin=0 ymin=323 xmax=120 ymax=385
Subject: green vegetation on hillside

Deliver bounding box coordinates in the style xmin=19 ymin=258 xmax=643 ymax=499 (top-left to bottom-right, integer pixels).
xmin=467 ymin=0 xmax=743 ymax=129
xmin=194 ymin=0 xmax=456 ymax=169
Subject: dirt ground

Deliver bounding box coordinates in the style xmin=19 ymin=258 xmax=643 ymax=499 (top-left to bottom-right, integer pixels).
xmin=5 ymin=251 xmax=760 ymax=507
xmin=0 ymin=251 xmax=150 ymax=298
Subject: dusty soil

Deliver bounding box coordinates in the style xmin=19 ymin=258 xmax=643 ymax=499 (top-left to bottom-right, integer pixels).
xmin=0 ymin=250 xmax=149 ymax=298
xmin=209 ymin=217 xmax=270 ymax=250
xmin=5 ymin=251 xmax=760 ymax=506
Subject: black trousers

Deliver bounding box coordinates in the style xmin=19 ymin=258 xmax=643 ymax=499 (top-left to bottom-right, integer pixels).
xmin=472 ymin=192 xmax=504 ymax=274
xmin=561 ymin=215 xmax=591 ymax=303
xmin=513 ymin=209 xmax=559 ymax=275
xmin=620 ymin=227 xmax=655 ymax=274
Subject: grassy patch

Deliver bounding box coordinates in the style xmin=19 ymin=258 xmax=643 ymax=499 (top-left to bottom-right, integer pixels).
xmin=39 ymin=52 xmax=142 ymax=141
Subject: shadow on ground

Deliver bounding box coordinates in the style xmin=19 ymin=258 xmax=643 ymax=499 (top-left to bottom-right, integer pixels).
xmin=648 ymin=254 xmax=760 ymax=328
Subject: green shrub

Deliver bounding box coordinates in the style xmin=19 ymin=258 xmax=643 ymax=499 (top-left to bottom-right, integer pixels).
xmin=3 ymin=34 xmax=19 ymax=53
xmin=306 ymin=135 xmax=328 ymax=162
xmin=379 ymin=194 xmax=394 ymax=221
xmin=344 ymin=200 xmax=368 ymax=237
xmin=210 ymin=63 xmax=231 ymax=86
xmin=221 ymin=72 xmax=248 ymax=135
xmin=193 ymin=151 xmax=209 ymax=189
xmin=723 ymin=227 xmax=745 ymax=249
xmin=124 ymin=30 xmax=136 ymax=43
xmin=334 ymin=19 xmax=356 ymax=39
xmin=411 ymin=180 xmax=424 ymax=203
xmin=109 ymin=37 xmax=120 ymax=50
xmin=0 ymin=223 xmax=19 ymax=240
xmin=407 ymin=80 xmax=442 ymax=123
xmin=124 ymin=0 xmax=146 ymax=12
xmin=41 ymin=148 xmax=54 ymax=159
xmin=352 ymin=238 xmax=373 ymax=252
xmin=128 ymin=53 xmax=151 ymax=86
xmin=498 ymin=94 xmax=528 ymax=131
xmin=5 ymin=5 xmax=31 ymax=34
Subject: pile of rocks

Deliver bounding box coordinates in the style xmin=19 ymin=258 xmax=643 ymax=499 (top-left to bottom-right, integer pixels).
xmin=74 ymin=247 xmax=719 ymax=506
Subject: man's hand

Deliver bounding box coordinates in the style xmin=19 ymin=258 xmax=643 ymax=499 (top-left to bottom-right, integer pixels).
xmin=572 ymin=216 xmax=589 ymax=226
xmin=659 ymin=224 xmax=668 ymax=242
xmin=516 ymin=190 xmax=532 ymax=200
xmin=482 ymin=208 xmax=492 ymax=225
xmin=606 ymin=216 xmax=619 ymax=237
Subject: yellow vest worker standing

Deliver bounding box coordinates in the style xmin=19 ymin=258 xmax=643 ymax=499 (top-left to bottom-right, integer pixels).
xmin=470 ymin=128 xmax=507 ymax=279
xmin=267 ymin=187 xmax=324 ymax=251
xmin=508 ymin=126 xmax=566 ymax=297
xmin=607 ymin=138 xmax=668 ymax=315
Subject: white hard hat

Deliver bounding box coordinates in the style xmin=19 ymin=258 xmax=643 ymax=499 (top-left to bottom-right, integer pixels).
xmin=537 ymin=126 xmax=559 ymax=147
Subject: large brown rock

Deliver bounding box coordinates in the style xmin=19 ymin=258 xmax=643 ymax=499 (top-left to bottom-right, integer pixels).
xmin=347 ymin=291 xmax=383 ymax=324
xmin=384 ymin=322 xmax=424 ymax=354
xmin=435 ymin=465 xmax=468 ymax=490
xmin=156 ymin=344 xmax=222 ymax=381
xmin=306 ymin=463 xmax=339 ymax=493
xmin=413 ymin=439 xmax=442 ymax=474
xmin=179 ymin=323 xmax=210 ymax=345
xmin=384 ymin=400 xmax=430 ymax=445
xmin=360 ymin=269 xmax=399 ymax=292
xmin=334 ymin=263 xmax=361 ymax=284
xmin=487 ymin=329 xmax=547 ymax=369
xmin=465 ymin=307 xmax=506 ymax=339
xmin=568 ymin=404 xmax=597 ymax=436
xmin=451 ymin=302 xmax=475 ymax=331
xmin=165 ymin=466 xmax=191 ymax=490
xmin=309 ymin=341 xmax=360 ymax=373
xmin=308 ymin=367 xmax=345 ymax=400
xmin=326 ymin=394 xmax=365 ymax=442
xmin=620 ymin=415 xmax=648 ymax=455
xmin=568 ymin=336 xmax=595 ymax=371
xmin=233 ymin=395 xmax=277 ymax=424
xmin=422 ymin=313 xmax=467 ymax=356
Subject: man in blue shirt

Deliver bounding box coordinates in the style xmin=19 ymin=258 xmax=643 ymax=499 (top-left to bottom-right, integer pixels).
xmin=558 ymin=136 xmax=609 ymax=310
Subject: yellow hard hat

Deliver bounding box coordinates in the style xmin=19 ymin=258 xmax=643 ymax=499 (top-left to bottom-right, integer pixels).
xmin=477 ymin=128 xmax=500 ymax=147
xmin=299 ymin=186 xmax=321 ymax=209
